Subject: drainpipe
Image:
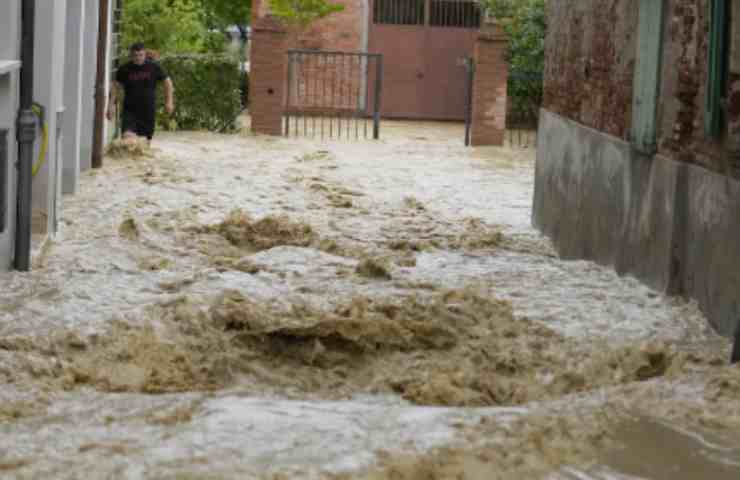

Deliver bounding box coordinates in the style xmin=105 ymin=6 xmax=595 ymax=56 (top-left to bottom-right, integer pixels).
xmin=91 ymin=0 xmax=110 ymax=169
xmin=15 ymin=0 xmax=37 ymax=272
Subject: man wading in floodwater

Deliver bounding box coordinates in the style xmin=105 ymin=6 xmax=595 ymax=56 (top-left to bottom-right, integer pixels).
xmin=107 ymin=42 xmax=175 ymax=143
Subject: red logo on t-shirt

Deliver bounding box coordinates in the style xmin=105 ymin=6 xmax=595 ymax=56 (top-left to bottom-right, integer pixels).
xmin=129 ymin=70 xmax=152 ymax=81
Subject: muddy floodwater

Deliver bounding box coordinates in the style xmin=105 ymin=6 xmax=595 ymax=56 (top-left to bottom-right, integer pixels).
xmin=1 ymin=121 xmax=739 ymax=479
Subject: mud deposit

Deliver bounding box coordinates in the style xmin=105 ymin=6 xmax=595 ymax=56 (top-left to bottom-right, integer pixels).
xmin=1 ymin=122 xmax=738 ymax=479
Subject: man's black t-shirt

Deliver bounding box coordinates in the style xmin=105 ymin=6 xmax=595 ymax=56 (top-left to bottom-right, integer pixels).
xmin=116 ymin=60 xmax=168 ymax=113
xmin=115 ymin=61 xmax=168 ymax=138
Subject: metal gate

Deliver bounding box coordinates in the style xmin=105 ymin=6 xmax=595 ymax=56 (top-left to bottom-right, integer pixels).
xmin=284 ymin=50 xmax=383 ymax=140
xmin=505 ymin=72 xmax=543 ymax=148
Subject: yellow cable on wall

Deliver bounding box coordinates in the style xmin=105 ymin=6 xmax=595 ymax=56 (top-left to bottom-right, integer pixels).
xmin=31 ymin=103 xmax=48 ymax=178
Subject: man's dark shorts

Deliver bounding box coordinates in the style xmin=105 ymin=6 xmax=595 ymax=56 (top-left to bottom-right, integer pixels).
xmin=121 ymin=109 xmax=155 ymax=140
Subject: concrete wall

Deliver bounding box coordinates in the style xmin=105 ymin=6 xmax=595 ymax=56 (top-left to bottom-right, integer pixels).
xmin=80 ymin=0 xmax=100 ymax=173
xmin=32 ymin=0 xmax=67 ymax=236
xmin=534 ymin=110 xmax=740 ymax=335
xmin=537 ymin=0 xmax=740 ymax=335
xmin=0 ymin=0 xmax=22 ymax=270
xmin=63 ymin=0 xmax=86 ymax=195
xmin=0 ymin=0 xmax=113 ymax=271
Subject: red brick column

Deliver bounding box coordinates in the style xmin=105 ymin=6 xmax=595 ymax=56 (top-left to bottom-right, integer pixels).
xmin=249 ymin=16 xmax=287 ymax=136
xmin=471 ymin=24 xmax=509 ymax=146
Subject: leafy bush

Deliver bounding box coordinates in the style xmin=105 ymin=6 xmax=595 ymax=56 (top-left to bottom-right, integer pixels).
xmin=480 ymin=0 xmax=545 ymax=127
xmin=240 ymin=69 xmax=250 ymax=108
xmin=156 ymin=55 xmax=243 ymax=132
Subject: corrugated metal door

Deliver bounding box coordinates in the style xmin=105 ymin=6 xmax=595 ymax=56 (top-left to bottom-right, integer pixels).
xmin=368 ymin=0 xmax=426 ymax=119
xmin=369 ymin=0 xmax=480 ymax=120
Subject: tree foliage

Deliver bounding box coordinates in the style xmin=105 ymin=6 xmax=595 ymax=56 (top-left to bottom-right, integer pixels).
xmin=480 ymin=0 xmax=546 ymax=125
xmin=268 ymin=0 xmax=344 ymax=28
xmin=119 ymin=0 xmax=223 ymax=55
xmin=200 ymin=0 xmax=252 ymax=34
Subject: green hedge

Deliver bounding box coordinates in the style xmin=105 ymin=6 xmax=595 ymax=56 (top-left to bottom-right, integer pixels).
xmin=156 ymin=54 xmax=244 ymax=132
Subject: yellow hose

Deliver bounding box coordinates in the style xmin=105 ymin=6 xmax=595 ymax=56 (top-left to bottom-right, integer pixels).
xmin=31 ymin=104 xmax=48 ymax=178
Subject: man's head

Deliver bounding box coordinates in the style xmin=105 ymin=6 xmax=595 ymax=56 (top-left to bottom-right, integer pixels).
xmin=129 ymin=43 xmax=147 ymax=65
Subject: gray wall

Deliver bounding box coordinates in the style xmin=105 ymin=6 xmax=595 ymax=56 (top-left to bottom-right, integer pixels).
xmin=63 ymin=0 xmax=86 ymax=195
xmin=32 ymin=0 xmax=67 ymax=237
xmin=0 ymin=0 xmax=21 ymax=270
xmin=534 ymin=110 xmax=740 ymax=336
xmin=80 ymin=0 xmax=99 ymax=173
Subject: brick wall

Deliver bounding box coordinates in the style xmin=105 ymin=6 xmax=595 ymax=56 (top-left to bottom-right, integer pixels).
xmin=295 ymin=0 xmax=365 ymax=52
xmin=545 ymin=0 xmax=740 ymax=180
xmin=470 ymin=26 xmax=509 ymax=146
xmin=543 ymin=0 xmax=638 ymax=140
xmin=658 ymin=0 xmax=740 ymax=178
xmin=253 ymin=0 xmax=366 ymax=52
xmin=249 ymin=17 xmax=288 ymax=136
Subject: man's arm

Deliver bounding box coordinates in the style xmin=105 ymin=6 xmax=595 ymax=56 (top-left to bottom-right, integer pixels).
xmin=106 ymin=81 xmax=121 ymax=121
xmin=164 ymin=78 xmax=175 ymax=114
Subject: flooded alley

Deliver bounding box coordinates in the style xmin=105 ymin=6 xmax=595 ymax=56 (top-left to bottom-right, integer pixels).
xmin=1 ymin=122 xmax=739 ymax=479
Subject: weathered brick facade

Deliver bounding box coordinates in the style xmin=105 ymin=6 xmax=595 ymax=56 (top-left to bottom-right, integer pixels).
xmin=543 ymin=0 xmax=638 ymax=140
xmin=544 ymin=0 xmax=740 ymax=180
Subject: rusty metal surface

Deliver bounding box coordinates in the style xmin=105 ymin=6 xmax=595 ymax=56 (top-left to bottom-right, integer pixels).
xmin=368 ymin=0 xmax=478 ymax=120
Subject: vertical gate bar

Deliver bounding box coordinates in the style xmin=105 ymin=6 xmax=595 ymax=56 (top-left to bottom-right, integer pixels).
xmin=310 ymin=53 xmax=315 ymax=138
xmin=365 ymin=54 xmax=370 ymax=139
xmin=340 ymin=54 xmax=345 ymax=139
xmin=345 ymin=54 xmax=351 ymax=139
xmin=285 ymin=52 xmax=293 ymax=136
xmin=330 ymin=54 xmax=335 ymax=139
xmin=347 ymin=54 xmax=352 ymax=140
xmin=322 ymin=53 xmax=327 ymax=140
xmin=355 ymin=56 xmax=360 ymax=140
xmin=464 ymin=58 xmax=473 ymax=146
xmin=345 ymin=53 xmax=350 ymax=139
xmin=373 ymin=55 xmax=383 ymax=139
xmin=335 ymin=54 xmax=340 ymax=139
xmin=339 ymin=54 xmax=344 ymax=140
xmin=0 ymin=130 xmax=7 ymax=233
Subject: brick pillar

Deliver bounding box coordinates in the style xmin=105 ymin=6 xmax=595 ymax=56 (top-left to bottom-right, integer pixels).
xmin=470 ymin=23 xmax=509 ymax=146
xmin=249 ymin=16 xmax=287 ymax=136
